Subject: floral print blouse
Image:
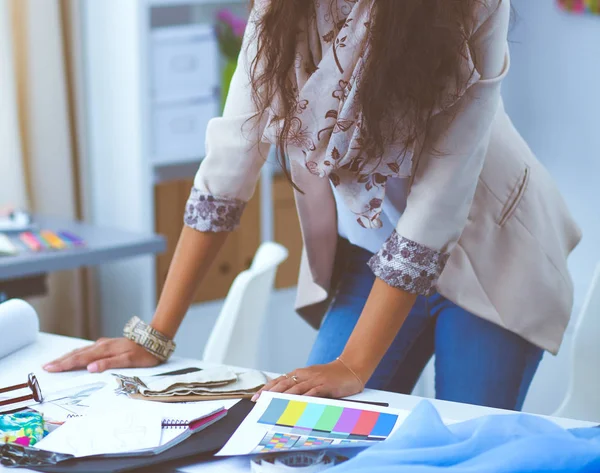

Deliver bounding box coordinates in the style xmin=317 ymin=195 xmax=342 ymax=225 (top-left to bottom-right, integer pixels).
xmin=185 ymin=0 xmax=507 ymax=297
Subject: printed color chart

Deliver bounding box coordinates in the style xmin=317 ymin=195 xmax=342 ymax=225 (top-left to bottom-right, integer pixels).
xmin=217 ymin=393 xmax=409 ymax=456
xmin=254 ymin=432 xmax=334 ymax=453
xmin=258 ymin=398 xmax=398 ymax=441
xmin=256 ymin=432 xmax=301 ymax=452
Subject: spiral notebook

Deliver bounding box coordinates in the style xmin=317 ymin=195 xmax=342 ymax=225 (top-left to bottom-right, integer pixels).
xmin=154 ymin=408 xmax=227 ymax=455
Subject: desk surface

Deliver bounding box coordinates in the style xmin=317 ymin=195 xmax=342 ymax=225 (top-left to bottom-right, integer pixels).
xmin=0 ymin=216 xmax=165 ymax=280
xmin=1 ymin=334 xmax=594 ymax=473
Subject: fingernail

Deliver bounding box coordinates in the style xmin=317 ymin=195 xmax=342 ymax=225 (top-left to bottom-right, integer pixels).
xmin=87 ymin=363 xmax=98 ymax=373
xmin=251 ymin=393 xmax=259 ymax=402
xmin=44 ymin=364 xmax=56 ymax=372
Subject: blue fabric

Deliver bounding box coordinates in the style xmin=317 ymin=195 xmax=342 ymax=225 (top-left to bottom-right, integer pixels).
xmin=331 ymin=401 xmax=600 ymax=473
xmin=308 ymin=239 xmax=543 ymax=410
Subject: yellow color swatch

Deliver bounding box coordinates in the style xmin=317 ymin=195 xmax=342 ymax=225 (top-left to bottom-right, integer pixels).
xmin=276 ymin=401 xmax=307 ymax=427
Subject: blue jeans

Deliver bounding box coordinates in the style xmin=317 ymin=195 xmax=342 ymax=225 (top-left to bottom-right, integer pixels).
xmin=307 ymin=239 xmax=544 ymax=411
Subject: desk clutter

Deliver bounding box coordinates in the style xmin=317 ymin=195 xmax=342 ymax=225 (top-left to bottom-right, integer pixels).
xmin=0 ymin=299 xmax=363 ymax=471
xmin=0 ymin=210 xmax=33 ymax=233
xmin=1 ymin=378 xmax=389 ymax=472
xmin=0 ymin=231 xmax=85 ymax=256
xmin=0 ymin=209 xmax=85 ymax=256
xmin=5 ymin=302 xmax=599 ymax=472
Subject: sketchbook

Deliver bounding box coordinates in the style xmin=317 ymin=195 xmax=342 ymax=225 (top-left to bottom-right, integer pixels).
xmin=35 ymin=401 xmax=227 ymax=459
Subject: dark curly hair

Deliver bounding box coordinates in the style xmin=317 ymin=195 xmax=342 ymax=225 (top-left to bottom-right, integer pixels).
xmin=248 ymin=0 xmax=485 ymax=181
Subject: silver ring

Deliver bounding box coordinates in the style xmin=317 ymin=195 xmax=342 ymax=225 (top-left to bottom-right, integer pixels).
xmin=291 ymin=375 xmax=299 ymax=384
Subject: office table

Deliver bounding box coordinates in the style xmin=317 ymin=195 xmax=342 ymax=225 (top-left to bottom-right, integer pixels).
xmin=0 ymin=216 xmax=165 ymax=300
xmin=1 ymin=334 xmax=594 ymax=473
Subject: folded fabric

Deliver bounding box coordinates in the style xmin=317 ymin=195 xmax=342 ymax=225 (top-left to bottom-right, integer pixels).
xmin=114 ymin=368 xmax=267 ymax=402
xmin=140 ymin=370 xmax=266 ymax=396
xmin=139 ymin=368 xmax=238 ymax=395
xmin=331 ymin=400 xmax=600 ymax=473
xmin=0 ymin=411 xmax=45 ymax=447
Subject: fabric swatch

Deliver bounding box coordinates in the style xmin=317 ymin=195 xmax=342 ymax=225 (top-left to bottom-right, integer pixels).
xmin=0 ymin=410 xmax=45 ymax=447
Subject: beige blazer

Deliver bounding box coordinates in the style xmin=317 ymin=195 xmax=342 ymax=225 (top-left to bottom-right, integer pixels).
xmin=186 ymin=0 xmax=581 ymax=354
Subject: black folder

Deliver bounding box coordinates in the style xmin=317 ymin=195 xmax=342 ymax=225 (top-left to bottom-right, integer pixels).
xmin=31 ymin=399 xmax=254 ymax=473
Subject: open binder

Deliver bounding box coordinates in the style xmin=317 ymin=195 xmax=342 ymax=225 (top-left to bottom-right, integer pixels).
xmin=26 ymin=400 xmax=254 ymax=473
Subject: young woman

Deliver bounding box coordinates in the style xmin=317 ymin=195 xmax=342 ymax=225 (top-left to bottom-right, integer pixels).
xmin=46 ymin=0 xmax=581 ymax=410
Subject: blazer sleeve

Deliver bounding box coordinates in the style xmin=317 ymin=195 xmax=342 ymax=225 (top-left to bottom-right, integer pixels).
xmin=368 ymin=0 xmax=511 ymax=295
xmin=184 ymin=6 xmax=271 ymax=233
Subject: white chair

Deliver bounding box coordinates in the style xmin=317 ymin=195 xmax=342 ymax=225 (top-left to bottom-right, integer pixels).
xmin=554 ymin=262 xmax=600 ymax=422
xmin=202 ymin=241 xmax=288 ymax=370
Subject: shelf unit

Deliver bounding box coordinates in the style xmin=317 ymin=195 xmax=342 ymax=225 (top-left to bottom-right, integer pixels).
xmin=81 ymin=0 xmax=283 ymax=337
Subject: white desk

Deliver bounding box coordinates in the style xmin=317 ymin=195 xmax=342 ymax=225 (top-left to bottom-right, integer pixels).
xmin=1 ymin=334 xmax=595 ymax=473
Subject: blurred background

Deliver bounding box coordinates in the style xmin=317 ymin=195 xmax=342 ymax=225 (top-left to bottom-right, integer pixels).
xmin=0 ymin=0 xmax=598 ymax=416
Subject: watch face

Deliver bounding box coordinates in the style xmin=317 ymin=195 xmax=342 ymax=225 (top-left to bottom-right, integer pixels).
xmin=28 ymin=373 xmax=43 ymax=403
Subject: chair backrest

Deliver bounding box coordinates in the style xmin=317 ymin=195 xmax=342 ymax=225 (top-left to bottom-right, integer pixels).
xmin=202 ymin=241 xmax=288 ymax=369
xmin=554 ymin=262 xmax=600 ymax=422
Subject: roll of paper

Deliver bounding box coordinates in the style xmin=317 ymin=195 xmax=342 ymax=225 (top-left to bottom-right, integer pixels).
xmin=0 ymin=299 xmax=39 ymax=359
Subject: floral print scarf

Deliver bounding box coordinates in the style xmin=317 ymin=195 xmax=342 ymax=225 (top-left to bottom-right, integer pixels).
xmin=262 ymin=0 xmax=478 ymax=229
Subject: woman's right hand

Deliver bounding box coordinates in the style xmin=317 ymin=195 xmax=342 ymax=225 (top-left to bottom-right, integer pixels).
xmin=42 ymin=228 xmax=228 ymax=374
xmin=43 ymin=338 xmax=161 ymax=373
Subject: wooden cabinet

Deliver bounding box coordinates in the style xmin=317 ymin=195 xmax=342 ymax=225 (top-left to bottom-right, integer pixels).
xmin=272 ymin=175 xmax=303 ymax=289
xmin=154 ymin=176 xmax=300 ymax=304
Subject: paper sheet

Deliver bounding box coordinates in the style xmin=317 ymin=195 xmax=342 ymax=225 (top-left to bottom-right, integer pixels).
xmin=35 ymin=406 xmax=163 ymax=457
xmin=37 ymin=375 xmax=236 ymax=453
xmin=32 ymin=374 xmax=109 ymax=423
xmin=217 ymin=392 xmax=412 ymax=456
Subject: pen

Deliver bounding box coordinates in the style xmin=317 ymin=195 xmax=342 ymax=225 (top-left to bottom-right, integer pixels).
xmin=341 ymin=399 xmax=390 ymax=408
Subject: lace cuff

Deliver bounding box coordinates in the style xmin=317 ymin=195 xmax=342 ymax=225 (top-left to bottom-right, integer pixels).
xmin=184 ymin=188 xmax=246 ymax=232
xmin=368 ymin=231 xmax=450 ymax=296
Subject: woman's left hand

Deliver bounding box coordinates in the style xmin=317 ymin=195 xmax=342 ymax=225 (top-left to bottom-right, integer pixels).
xmin=252 ymin=360 xmax=364 ymax=401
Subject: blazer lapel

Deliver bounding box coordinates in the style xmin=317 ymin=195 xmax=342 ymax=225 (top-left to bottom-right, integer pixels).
xmin=290 ymin=153 xmax=338 ymax=298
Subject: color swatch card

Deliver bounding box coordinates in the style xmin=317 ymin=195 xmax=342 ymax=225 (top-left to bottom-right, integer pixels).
xmin=217 ymin=392 xmax=411 ymax=456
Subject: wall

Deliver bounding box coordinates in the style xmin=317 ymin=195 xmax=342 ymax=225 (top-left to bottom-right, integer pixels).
xmin=83 ymin=0 xmax=158 ymax=339
xmin=0 ymin=0 xmax=28 ymax=208
xmin=502 ymin=0 xmax=600 ymax=314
